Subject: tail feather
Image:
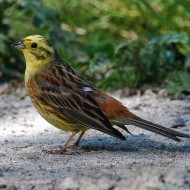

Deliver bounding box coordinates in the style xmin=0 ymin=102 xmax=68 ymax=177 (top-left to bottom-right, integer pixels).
xmin=120 ymin=116 xmax=190 ymax=142
xmin=117 ymin=124 xmax=133 ymax=136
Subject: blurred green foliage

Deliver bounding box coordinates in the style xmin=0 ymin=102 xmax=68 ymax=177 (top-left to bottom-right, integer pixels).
xmin=0 ymin=0 xmax=190 ymax=94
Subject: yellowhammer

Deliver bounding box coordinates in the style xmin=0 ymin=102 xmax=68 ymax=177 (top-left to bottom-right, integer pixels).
xmin=12 ymin=35 xmax=189 ymax=154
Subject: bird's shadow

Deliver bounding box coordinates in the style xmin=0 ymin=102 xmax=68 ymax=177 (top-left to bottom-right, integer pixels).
xmin=79 ymin=135 xmax=190 ymax=153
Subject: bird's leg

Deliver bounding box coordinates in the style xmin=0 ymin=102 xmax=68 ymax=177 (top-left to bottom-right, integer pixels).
xmin=67 ymin=131 xmax=85 ymax=150
xmin=48 ymin=133 xmax=76 ymax=155
xmin=74 ymin=131 xmax=85 ymax=147
xmin=48 ymin=132 xmax=86 ymax=155
xmin=61 ymin=133 xmax=76 ymax=151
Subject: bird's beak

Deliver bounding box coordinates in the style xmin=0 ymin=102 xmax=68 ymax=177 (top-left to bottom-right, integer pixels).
xmin=11 ymin=41 xmax=25 ymax=49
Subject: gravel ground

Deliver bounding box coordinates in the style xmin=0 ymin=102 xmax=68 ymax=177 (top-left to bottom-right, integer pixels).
xmin=0 ymin=85 xmax=190 ymax=190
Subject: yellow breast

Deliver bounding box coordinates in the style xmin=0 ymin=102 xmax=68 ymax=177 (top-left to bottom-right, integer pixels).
xmin=26 ymin=78 xmax=88 ymax=134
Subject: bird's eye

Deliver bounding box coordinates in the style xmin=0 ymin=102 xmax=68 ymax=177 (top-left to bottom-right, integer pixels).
xmin=31 ymin=43 xmax=38 ymax=48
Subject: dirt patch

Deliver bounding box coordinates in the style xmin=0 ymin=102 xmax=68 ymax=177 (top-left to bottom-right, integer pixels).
xmin=0 ymin=87 xmax=190 ymax=190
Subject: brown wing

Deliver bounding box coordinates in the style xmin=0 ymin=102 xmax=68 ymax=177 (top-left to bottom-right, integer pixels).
xmin=35 ymin=61 xmax=126 ymax=140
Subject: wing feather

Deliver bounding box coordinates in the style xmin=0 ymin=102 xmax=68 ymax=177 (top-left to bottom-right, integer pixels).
xmin=35 ymin=62 xmax=126 ymax=140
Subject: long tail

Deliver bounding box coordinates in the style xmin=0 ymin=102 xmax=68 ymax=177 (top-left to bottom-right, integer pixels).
xmin=118 ymin=116 xmax=190 ymax=142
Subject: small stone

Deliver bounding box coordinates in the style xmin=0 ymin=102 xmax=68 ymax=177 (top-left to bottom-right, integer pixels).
xmin=171 ymin=118 xmax=186 ymax=128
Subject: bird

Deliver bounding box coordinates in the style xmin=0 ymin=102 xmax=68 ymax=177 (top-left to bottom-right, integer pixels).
xmin=12 ymin=35 xmax=189 ymax=154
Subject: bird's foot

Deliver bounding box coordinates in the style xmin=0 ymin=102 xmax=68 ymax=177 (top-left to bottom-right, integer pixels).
xmin=65 ymin=144 xmax=86 ymax=154
xmin=67 ymin=144 xmax=83 ymax=150
xmin=47 ymin=149 xmax=74 ymax=155
xmin=46 ymin=145 xmax=85 ymax=155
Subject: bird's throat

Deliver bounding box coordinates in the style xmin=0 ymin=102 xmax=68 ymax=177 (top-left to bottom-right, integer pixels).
xmin=24 ymin=55 xmax=52 ymax=84
xmin=24 ymin=59 xmax=49 ymax=84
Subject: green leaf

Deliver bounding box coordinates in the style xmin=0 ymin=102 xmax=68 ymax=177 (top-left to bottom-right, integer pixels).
xmin=148 ymin=32 xmax=189 ymax=46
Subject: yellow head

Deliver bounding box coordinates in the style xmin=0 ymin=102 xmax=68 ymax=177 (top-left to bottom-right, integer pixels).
xmin=12 ymin=35 xmax=59 ymax=81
